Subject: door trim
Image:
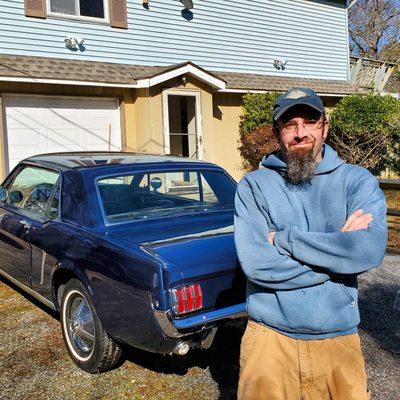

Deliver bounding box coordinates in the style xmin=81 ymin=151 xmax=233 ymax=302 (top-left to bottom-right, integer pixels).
xmin=162 ymin=89 xmax=203 ymax=160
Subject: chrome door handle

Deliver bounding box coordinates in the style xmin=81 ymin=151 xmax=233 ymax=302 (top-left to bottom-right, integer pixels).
xmin=20 ymin=220 xmax=32 ymax=229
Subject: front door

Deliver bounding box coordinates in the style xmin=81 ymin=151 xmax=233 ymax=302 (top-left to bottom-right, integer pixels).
xmin=163 ymin=90 xmax=203 ymax=160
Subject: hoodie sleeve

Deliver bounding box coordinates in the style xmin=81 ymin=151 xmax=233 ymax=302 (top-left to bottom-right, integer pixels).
xmin=273 ymin=172 xmax=387 ymax=275
xmin=234 ymin=177 xmax=330 ymax=290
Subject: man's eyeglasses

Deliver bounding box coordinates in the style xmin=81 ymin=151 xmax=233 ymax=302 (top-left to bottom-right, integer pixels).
xmin=281 ymin=120 xmax=325 ymax=134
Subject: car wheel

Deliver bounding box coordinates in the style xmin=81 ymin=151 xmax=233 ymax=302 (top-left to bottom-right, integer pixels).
xmin=60 ymin=279 xmax=122 ymax=373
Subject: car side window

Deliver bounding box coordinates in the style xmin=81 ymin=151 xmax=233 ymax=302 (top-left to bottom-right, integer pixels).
xmin=5 ymin=167 xmax=59 ymax=219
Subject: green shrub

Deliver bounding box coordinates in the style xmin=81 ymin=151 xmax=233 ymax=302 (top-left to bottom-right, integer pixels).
xmin=328 ymin=94 xmax=400 ymax=175
xmin=387 ymin=112 xmax=400 ymax=174
xmin=239 ymin=92 xmax=281 ymax=171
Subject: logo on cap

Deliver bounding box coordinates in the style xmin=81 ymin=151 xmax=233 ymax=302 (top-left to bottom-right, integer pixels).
xmin=284 ymin=89 xmax=309 ymax=100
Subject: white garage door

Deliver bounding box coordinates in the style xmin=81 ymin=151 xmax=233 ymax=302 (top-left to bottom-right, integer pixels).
xmin=3 ymin=95 xmax=122 ymax=172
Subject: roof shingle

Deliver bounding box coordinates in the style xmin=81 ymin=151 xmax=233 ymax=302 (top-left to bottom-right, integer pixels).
xmin=0 ymin=54 xmax=358 ymax=94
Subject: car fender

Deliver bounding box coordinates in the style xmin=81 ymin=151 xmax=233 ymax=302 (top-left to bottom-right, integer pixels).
xmin=51 ymin=260 xmax=92 ymax=310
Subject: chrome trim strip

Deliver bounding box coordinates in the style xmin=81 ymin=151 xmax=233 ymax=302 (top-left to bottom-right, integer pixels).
xmin=40 ymin=251 xmax=47 ymax=285
xmin=142 ymin=225 xmax=234 ymax=246
xmin=0 ymin=268 xmax=56 ymax=310
xmin=154 ymin=303 xmax=247 ymax=338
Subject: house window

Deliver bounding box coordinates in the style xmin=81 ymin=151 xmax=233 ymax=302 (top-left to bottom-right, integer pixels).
xmin=49 ymin=0 xmax=106 ymax=20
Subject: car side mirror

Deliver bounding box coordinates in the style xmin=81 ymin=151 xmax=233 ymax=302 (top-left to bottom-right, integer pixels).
xmin=9 ymin=190 xmax=23 ymax=204
xmin=0 ymin=187 xmax=7 ymax=202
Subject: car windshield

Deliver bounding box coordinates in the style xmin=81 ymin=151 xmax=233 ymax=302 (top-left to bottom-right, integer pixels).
xmin=97 ymin=170 xmax=236 ymax=223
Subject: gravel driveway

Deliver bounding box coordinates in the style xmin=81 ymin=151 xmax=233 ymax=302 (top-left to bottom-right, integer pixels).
xmin=1 ymin=254 xmax=399 ymax=400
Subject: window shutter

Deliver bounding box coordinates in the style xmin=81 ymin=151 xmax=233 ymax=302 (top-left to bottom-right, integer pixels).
xmin=24 ymin=0 xmax=46 ymax=18
xmin=109 ymin=0 xmax=128 ymax=29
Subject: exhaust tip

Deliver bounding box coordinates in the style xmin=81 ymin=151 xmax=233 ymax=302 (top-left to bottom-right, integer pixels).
xmin=174 ymin=342 xmax=190 ymax=356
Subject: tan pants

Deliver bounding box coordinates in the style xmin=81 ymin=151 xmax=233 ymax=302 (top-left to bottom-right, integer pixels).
xmin=238 ymin=321 xmax=370 ymax=400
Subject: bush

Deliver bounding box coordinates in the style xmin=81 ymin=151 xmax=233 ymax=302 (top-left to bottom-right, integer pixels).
xmin=386 ymin=112 xmax=400 ymax=174
xmin=238 ymin=125 xmax=279 ymax=171
xmin=239 ymin=92 xmax=281 ymax=171
xmin=328 ymin=94 xmax=400 ymax=175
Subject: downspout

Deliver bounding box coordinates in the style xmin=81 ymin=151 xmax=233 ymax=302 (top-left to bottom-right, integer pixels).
xmin=345 ymin=4 xmax=351 ymax=81
xmin=347 ymin=0 xmax=358 ymax=8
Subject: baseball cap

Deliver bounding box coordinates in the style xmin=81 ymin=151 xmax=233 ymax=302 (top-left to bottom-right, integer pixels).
xmin=273 ymin=87 xmax=325 ymax=122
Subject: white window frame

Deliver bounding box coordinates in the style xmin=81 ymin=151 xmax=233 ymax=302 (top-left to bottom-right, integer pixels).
xmin=162 ymin=89 xmax=203 ymax=161
xmin=47 ymin=0 xmax=110 ymax=24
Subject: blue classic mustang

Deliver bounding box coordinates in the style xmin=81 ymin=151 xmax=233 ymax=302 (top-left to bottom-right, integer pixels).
xmin=0 ymin=153 xmax=246 ymax=373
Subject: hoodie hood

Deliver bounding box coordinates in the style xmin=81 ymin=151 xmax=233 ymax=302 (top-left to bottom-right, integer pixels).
xmin=260 ymin=144 xmax=344 ymax=176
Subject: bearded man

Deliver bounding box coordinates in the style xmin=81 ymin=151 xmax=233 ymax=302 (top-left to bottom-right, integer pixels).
xmin=234 ymin=87 xmax=387 ymax=400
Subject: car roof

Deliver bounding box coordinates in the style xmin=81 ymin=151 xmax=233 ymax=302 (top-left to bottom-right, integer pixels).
xmin=22 ymin=152 xmax=216 ymax=171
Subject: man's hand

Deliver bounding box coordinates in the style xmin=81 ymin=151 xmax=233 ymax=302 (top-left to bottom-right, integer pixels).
xmin=268 ymin=231 xmax=276 ymax=245
xmin=341 ymin=209 xmax=373 ymax=232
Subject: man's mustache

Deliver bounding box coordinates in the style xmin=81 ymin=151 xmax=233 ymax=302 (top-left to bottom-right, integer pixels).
xmin=289 ymin=135 xmax=316 ymax=146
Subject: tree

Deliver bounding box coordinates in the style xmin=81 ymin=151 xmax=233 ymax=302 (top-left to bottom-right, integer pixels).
xmin=349 ymin=0 xmax=400 ymax=60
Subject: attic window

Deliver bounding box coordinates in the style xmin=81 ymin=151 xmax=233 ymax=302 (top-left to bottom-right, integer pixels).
xmin=49 ymin=0 xmax=107 ymax=21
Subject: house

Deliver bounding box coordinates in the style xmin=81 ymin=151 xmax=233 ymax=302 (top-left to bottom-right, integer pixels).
xmin=0 ymin=0 xmax=358 ymax=181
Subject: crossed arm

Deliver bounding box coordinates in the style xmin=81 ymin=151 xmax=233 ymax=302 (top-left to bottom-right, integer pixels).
xmin=269 ymin=208 xmax=373 ymax=246
xmin=234 ymin=178 xmax=331 ymax=291
xmin=234 ymin=174 xmax=387 ymax=290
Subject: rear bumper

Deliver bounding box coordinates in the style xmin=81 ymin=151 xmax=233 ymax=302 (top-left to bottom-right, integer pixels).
xmin=154 ymin=303 xmax=247 ymax=338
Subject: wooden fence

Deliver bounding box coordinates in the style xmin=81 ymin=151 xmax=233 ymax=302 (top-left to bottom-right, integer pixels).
xmin=379 ymin=180 xmax=400 ymax=254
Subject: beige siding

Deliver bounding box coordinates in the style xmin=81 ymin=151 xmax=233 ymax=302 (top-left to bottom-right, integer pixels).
xmin=212 ymin=92 xmax=246 ymax=181
xmin=0 ymin=95 xmax=6 ymax=180
xmin=129 ymin=86 xmax=165 ymax=154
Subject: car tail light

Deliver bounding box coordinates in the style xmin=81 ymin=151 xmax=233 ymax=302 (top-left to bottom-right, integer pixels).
xmin=171 ymin=283 xmax=203 ymax=315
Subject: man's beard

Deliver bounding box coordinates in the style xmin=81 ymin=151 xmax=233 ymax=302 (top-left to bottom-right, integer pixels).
xmin=286 ymin=145 xmax=317 ymax=184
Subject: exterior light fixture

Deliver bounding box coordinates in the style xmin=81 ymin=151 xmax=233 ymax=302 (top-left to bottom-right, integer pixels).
xmin=273 ymin=58 xmax=287 ymax=71
xmin=64 ymin=36 xmax=85 ymax=49
xmin=180 ymin=0 xmax=193 ymax=9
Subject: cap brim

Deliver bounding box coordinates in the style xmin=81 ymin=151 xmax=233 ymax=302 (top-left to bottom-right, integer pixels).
xmin=273 ymin=101 xmax=325 ymax=121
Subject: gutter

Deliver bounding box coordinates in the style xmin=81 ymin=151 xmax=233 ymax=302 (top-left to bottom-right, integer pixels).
xmin=0 ymin=76 xmax=137 ymax=88
xmin=218 ymin=88 xmax=351 ymax=97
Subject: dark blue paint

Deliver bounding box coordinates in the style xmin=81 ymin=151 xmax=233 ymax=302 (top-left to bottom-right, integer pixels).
xmin=0 ymin=154 xmax=246 ymax=353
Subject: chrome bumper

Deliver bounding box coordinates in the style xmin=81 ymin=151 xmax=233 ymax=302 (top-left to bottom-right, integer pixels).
xmin=154 ymin=303 xmax=247 ymax=338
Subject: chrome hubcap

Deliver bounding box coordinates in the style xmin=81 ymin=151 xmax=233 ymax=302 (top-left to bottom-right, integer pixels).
xmin=67 ymin=296 xmax=95 ymax=356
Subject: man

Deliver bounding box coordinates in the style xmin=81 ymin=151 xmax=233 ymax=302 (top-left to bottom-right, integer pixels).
xmin=234 ymin=87 xmax=387 ymax=400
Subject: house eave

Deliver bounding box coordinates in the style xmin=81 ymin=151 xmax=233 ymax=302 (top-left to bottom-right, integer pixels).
xmin=0 ymin=76 xmax=137 ymax=88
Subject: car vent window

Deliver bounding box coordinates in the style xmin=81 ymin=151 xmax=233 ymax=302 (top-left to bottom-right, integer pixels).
xmin=46 ymin=179 xmax=61 ymax=220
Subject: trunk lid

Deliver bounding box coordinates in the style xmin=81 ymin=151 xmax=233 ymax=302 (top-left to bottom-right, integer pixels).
xmin=108 ymin=213 xmax=246 ymax=313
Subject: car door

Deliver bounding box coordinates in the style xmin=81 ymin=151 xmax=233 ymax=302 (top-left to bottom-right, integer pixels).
xmin=0 ymin=166 xmax=59 ymax=287
xmin=29 ymin=178 xmax=62 ymax=299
